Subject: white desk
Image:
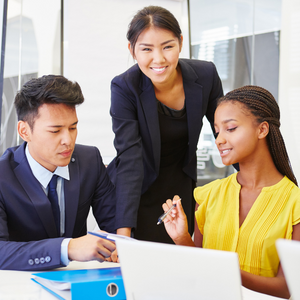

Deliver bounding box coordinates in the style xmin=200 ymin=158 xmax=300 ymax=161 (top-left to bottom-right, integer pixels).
xmin=0 ymin=261 xmax=119 ymax=300
xmin=0 ymin=261 xmax=287 ymax=300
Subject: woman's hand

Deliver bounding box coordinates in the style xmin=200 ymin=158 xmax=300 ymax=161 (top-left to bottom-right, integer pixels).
xmin=162 ymin=195 xmax=195 ymax=246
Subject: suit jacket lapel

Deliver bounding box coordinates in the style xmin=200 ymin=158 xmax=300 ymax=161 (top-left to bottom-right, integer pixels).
xmin=179 ymin=60 xmax=203 ymax=165
xmin=64 ymin=150 xmax=80 ymax=237
xmin=139 ymin=74 xmax=161 ymax=174
xmin=14 ymin=143 xmax=58 ymax=237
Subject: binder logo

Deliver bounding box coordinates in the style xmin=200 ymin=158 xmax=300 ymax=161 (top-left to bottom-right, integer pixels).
xmin=106 ymin=283 xmax=119 ymax=297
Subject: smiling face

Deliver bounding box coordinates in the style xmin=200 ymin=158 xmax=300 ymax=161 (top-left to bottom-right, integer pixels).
xmin=214 ymin=101 xmax=267 ymax=166
xmin=18 ymin=103 xmax=78 ymax=172
xmin=130 ymin=26 xmax=182 ymax=87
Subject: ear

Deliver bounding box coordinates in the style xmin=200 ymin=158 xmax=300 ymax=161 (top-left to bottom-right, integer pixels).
xmin=128 ymin=42 xmax=135 ymax=59
xmin=179 ymin=35 xmax=183 ymax=52
xmin=17 ymin=121 xmax=32 ymax=142
xmin=258 ymin=121 xmax=269 ymax=139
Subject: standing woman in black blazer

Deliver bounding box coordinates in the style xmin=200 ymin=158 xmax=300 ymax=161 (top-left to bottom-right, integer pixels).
xmin=107 ymin=6 xmax=223 ymax=243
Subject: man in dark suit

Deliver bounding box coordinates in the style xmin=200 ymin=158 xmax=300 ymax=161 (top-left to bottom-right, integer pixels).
xmin=0 ymin=75 xmax=116 ymax=271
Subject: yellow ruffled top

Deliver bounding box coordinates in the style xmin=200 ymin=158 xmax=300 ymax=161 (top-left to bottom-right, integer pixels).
xmin=194 ymin=173 xmax=300 ymax=277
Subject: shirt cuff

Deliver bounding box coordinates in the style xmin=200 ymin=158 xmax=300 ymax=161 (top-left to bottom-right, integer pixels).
xmin=61 ymin=238 xmax=72 ymax=266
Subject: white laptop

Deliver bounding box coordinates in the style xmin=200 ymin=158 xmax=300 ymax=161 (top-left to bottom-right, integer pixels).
xmin=276 ymin=239 xmax=300 ymax=300
xmin=116 ymin=239 xmax=242 ymax=300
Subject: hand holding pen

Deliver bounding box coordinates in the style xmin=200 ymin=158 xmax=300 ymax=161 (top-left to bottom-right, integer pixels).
xmin=157 ymin=198 xmax=181 ymax=225
xmin=159 ymin=196 xmax=191 ymax=245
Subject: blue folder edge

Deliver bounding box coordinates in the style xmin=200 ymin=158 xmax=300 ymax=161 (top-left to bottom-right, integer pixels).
xmin=32 ymin=267 xmax=126 ymax=300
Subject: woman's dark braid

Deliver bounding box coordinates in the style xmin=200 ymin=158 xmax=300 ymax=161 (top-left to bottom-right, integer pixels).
xmin=218 ymin=85 xmax=298 ymax=186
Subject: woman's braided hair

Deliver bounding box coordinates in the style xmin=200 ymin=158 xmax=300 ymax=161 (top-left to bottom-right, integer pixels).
xmin=218 ymin=85 xmax=298 ymax=186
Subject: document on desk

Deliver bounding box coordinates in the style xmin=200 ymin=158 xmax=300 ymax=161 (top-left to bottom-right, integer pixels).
xmin=32 ymin=276 xmax=71 ymax=300
xmin=87 ymin=231 xmax=137 ymax=242
xmin=32 ymin=267 xmax=126 ymax=300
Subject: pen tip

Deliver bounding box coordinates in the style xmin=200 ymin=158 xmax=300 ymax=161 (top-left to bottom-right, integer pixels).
xmin=157 ymin=221 xmax=161 ymax=225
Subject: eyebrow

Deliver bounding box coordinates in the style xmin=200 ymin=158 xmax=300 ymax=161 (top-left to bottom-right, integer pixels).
xmin=138 ymin=39 xmax=176 ymax=47
xmin=47 ymin=121 xmax=78 ymax=128
xmin=214 ymin=119 xmax=237 ymax=126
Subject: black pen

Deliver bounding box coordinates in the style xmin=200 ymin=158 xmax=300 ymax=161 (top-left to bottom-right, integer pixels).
xmin=157 ymin=199 xmax=181 ymax=225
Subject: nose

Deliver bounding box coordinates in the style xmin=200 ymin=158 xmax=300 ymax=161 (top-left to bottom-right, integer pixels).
xmin=153 ymin=49 xmax=165 ymax=64
xmin=215 ymin=131 xmax=226 ymax=146
xmin=61 ymin=130 xmax=73 ymax=146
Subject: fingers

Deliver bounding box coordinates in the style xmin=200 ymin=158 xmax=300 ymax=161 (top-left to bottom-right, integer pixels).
xmin=93 ymin=230 xmax=116 ymax=256
xmin=162 ymin=195 xmax=181 ymax=211
xmin=107 ymin=249 xmax=119 ymax=263
xmin=173 ymin=195 xmax=181 ymax=203
xmin=174 ymin=197 xmax=187 ymax=220
xmin=162 ymin=199 xmax=174 ymax=211
xmin=165 ymin=195 xmax=181 ymax=213
xmin=161 ymin=200 xmax=176 ymax=224
xmin=97 ymin=241 xmax=115 ymax=258
xmin=94 ymin=238 xmax=116 ymax=263
xmin=161 ymin=195 xmax=186 ymax=223
xmin=100 ymin=238 xmax=116 ymax=252
xmin=103 ymin=248 xmax=119 ymax=263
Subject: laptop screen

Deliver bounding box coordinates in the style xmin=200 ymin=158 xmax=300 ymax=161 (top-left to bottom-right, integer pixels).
xmin=276 ymin=239 xmax=300 ymax=300
xmin=116 ymin=239 xmax=242 ymax=300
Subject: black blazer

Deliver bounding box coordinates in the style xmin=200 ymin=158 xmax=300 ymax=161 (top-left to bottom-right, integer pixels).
xmin=107 ymin=59 xmax=223 ymax=229
xmin=0 ymin=142 xmax=116 ymax=270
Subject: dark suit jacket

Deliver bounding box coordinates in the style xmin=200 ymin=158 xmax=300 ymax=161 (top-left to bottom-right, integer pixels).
xmin=107 ymin=59 xmax=223 ymax=230
xmin=0 ymin=142 xmax=116 ymax=270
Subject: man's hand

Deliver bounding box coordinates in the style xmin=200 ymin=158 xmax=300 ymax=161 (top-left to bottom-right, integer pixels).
xmin=106 ymin=227 xmax=132 ymax=263
xmin=68 ymin=234 xmax=116 ymax=262
xmin=105 ymin=249 xmax=119 ymax=263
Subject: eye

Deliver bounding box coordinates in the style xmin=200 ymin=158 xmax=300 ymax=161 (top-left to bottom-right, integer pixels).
xmin=214 ymin=132 xmax=219 ymax=138
xmin=164 ymin=45 xmax=173 ymax=50
xmin=142 ymin=48 xmax=151 ymax=52
xmin=50 ymin=130 xmax=59 ymax=133
xmin=70 ymin=127 xmax=77 ymax=131
xmin=227 ymin=127 xmax=237 ymax=132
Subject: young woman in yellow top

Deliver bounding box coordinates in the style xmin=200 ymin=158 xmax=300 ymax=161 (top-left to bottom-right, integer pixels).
xmin=162 ymin=85 xmax=300 ymax=299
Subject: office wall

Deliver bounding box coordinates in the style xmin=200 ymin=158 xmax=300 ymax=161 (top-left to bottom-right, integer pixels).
xmin=64 ymin=0 xmax=189 ymax=163
xmin=189 ymin=0 xmax=282 ymax=184
xmin=0 ymin=0 xmax=61 ymax=155
xmin=278 ymin=0 xmax=300 ymax=182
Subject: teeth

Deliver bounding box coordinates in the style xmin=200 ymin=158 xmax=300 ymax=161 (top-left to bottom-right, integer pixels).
xmin=222 ymin=150 xmax=230 ymax=154
xmin=152 ymin=67 xmax=166 ymax=71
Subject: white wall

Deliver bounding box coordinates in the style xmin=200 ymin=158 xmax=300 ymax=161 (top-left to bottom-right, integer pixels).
xmin=64 ymin=0 xmax=189 ymax=163
xmin=278 ymin=0 xmax=300 ymax=182
xmin=6 ymin=0 xmax=61 ymax=78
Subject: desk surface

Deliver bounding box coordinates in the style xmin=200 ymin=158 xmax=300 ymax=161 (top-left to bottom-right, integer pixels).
xmin=0 ymin=261 xmax=287 ymax=300
xmin=0 ymin=261 xmax=118 ymax=300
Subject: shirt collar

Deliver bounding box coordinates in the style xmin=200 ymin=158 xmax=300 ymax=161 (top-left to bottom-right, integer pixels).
xmin=25 ymin=144 xmax=70 ymax=189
